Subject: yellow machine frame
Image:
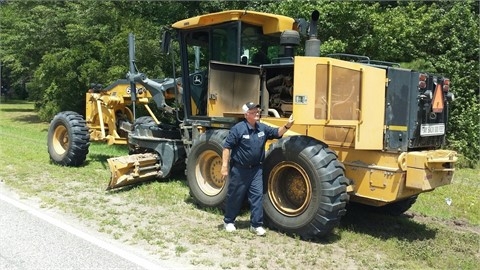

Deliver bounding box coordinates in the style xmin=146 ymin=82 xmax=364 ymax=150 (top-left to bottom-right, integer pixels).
xmin=257 ymin=57 xmax=456 ymax=206
xmin=85 ymin=80 xmax=156 ymax=145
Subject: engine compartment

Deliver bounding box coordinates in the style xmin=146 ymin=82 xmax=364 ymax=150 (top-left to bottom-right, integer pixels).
xmin=263 ymin=64 xmax=295 ymax=118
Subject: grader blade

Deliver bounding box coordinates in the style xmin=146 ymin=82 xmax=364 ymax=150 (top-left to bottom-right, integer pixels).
xmin=107 ymin=153 xmax=162 ymax=190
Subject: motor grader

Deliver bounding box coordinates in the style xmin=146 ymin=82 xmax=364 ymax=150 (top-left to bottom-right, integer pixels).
xmin=50 ymin=9 xmax=457 ymax=239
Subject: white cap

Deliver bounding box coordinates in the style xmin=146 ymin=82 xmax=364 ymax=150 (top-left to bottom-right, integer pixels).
xmin=242 ymin=102 xmax=260 ymax=113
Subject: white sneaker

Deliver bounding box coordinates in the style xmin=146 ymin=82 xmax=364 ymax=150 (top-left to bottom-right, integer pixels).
xmin=224 ymin=222 xmax=236 ymax=232
xmin=249 ymin=226 xmax=266 ymax=236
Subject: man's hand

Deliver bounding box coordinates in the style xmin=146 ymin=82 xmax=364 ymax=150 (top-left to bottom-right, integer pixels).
xmin=221 ymin=165 xmax=228 ymax=180
xmin=279 ymin=114 xmax=295 ymax=136
xmin=221 ymin=148 xmax=231 ymax=180
xmin=287 ymin=114 xmax=294 ymax=127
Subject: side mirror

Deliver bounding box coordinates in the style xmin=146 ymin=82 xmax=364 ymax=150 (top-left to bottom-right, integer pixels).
xmin=161 ymin=31 xmax=171 ymax=54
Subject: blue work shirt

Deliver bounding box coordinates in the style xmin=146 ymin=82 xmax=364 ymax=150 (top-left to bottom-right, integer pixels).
xmin=223 ymin=120 xmax=280 ymax=167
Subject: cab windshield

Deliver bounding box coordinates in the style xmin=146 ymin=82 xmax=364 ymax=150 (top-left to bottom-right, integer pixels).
xmin=182 ymin=22 xmax=279 ymax=73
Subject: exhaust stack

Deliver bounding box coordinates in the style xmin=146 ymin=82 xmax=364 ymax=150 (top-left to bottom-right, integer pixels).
xmin=305 ymin=10 xmax=321 ymax=57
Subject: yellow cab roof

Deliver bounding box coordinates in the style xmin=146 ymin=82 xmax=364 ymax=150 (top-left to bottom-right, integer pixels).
xmin=171 ymin=10 xmax=296 ymax=35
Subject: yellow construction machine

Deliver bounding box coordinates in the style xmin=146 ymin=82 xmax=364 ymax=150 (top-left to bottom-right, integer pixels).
xmin=54 ymin=10 xmax=458 ymax=239
xmin=47 ymin=56 xmax=179 ymax=166
xmin=85 ymin=81 xmax=151 ymax=145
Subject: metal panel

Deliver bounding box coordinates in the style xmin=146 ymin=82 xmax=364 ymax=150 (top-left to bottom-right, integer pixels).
xmin=292 ymin=56 xmax=385 ymax=150
xmin=357 ymin=65 xmax=386 ymax=149
xmin=384 ymin=68 xmax=413 ymax=151
xmin=172 ymin=10 xmax=295 ymax=35
xmin=207 ymin=61 xmax=261 ymax=117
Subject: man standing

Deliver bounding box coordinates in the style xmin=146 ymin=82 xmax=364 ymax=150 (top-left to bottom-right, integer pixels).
xmin=221 ymin=102 xmax=294 ymax=236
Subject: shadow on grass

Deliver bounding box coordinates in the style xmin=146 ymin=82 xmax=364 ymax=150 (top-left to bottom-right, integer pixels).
xmin=185 ymin=193 xmax=343 ymax=244
xmin=0 ymin=99 xmax=33 ymax=105
xmin=88 ymin=153 xmax=115 ymax=168
xmin=87 ymin=143 xmax=130 ymax=168
xmin=48 ymin=148 xmax=119 ymax=169
xmin=187 ymin=197 xmax=437 ymax=243
xmin=0 ymin=103 xmax=44 ymax=124
xmin=12 ymin=114 xmax=45 ymax=124
xmin=0 ymin=108 xmax=34 ymax=112
xmin=339 ymin=203 xmax=438 ymax=241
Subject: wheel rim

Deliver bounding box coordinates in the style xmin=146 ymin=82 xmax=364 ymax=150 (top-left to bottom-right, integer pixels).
xmin=268 ymin=161 xmax=312 ymax=217
xmin=52 ymin=125 xmax=68 ymax=155
xmin=195 ymin=150 xmax=225 ymax=196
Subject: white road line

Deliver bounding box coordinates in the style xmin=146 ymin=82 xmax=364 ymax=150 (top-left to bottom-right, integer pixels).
xmin=0 ymin=193 xmax=168 ymax=270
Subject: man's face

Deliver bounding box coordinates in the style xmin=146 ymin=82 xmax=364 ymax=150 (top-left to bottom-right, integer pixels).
xmin=245 ymin=108 xmax=261 ymax=121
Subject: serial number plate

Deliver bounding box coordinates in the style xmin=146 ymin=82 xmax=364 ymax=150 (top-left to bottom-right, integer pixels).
xmin=420 ymin=123 xmax=445 ymax=137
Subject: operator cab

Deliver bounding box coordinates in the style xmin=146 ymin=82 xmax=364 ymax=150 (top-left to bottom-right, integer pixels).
xmin=179 ymin=22 xmax=280 ymax=118
xmin=165 ymin=10 xmax=298 ymax=123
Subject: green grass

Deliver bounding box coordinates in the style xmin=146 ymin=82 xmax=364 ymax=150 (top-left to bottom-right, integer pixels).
xmin=412 ymin=168 xmax=480 ymax=225
xmin=1 ymin=101 xmax=479 ymax=270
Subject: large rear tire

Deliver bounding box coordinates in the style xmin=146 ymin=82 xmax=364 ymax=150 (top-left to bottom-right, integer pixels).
xmin=186 ymin=129 xmax=229 ymax=208
xmin=47 ymin=111 xmax=90 ymax=166
xmin=263 ymin=136 xmax=349 ymax=239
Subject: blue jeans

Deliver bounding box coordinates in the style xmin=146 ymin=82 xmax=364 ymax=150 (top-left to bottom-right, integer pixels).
xmin=223 ymin=165 xmax=263 ymax=228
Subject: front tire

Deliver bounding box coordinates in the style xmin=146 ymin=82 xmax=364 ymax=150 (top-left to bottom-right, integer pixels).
xmin=47 ymin=111 xmax=90 ymax=166
xmin=186 ymin=129 xmax=229 ymax=208
xmin=263 ymin=136 xmax=349 ymax=239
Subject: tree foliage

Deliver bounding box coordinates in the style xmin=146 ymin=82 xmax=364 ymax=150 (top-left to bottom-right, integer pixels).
xmin=0 ymin=0 xmax=478 ymax=166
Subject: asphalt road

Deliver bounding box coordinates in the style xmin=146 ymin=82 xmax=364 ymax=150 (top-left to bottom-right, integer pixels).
xmin=0 ymin=183 xmax=188 ymax=270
